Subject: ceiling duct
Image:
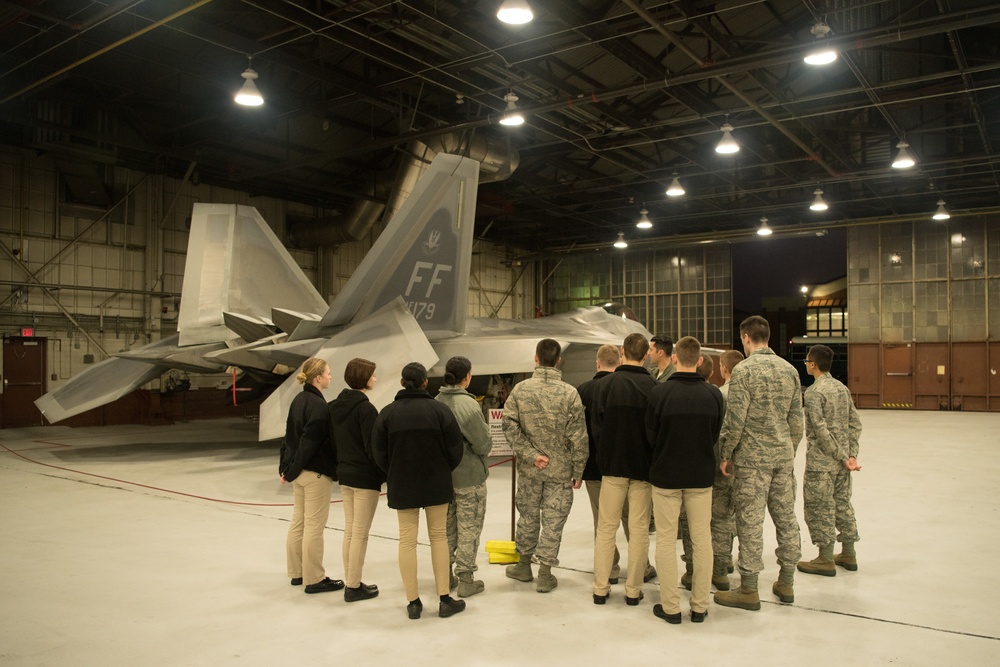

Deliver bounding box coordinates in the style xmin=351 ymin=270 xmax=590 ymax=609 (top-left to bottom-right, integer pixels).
xmin=286 ymin=133 xmax=519 ymax=249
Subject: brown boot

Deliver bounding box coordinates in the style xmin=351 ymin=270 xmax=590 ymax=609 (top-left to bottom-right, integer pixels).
xmin=797 ymin=556 xmax=836 ymax=577
xmin=713 ymin=585 xmax=760 ymax=611
xmin=712 ymin=560 xmax=730 ymax=591
xmin=772 ymin=581 xmax=794 ymax=603
xmin=834 ymin=553 xmax=858 ymax=571
xmin=457 ymin=572 xmax=485 ymax=597
xmin=505 ymin=560 xmax=533 ymax=582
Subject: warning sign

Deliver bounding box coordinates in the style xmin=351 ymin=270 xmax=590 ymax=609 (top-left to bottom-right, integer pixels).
xmin=488 ymin=408 xmax=512 ymax=457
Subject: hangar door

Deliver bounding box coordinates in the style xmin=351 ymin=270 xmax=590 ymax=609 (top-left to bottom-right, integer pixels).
xmin=2 ymin=336 xmax=47 ymax=427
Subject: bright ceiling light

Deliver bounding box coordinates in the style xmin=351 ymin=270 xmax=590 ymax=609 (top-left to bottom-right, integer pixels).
xmin=636 ymin=208 xmax=652 ymax=229
xmin=613 ymin=232 xmax=628 ymax=248
xmin=892 ymin=140 xmax=915 ymax=169
xmin=666 ymin=176 xmax=685 ymax=197
xmin=715 ymin=123 xmax=739 ymax=154
xmin=234 ymin=66 xmax=263 ymax=106
xmin=800 ymin=285 xmax=809 ymax=294
xmin=756 ymin=216 xmax=773 ymax=236
xmin=932 ymin=199 xmax=951 ymax=220
xmin=809 ymin=188 xmax=829 ymax=211
xmin=497 ymin=0 xmax=533 ymax=25
xmin=804 ymin=22 xmax=838 ymax=65
xmin=499 ymin=91 xmax=524 ymax=126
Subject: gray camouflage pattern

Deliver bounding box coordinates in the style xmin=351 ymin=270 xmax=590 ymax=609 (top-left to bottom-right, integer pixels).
xmin=514 ymin=475 xmax=574 ymax=567
xmin=447 ymin=482 xmax=488 ymax=573
xmin=719 ymin=348 xmax=804 ymax=468
xmin=804 ymin=373 xmax=862 ymax=472
xmin=732 ymin=465 xmax=801 ymax=576
xmin=803 ymin=470 xmax=860 ymax=546
xmin=711 ymin=471 xmax=736 ymax=560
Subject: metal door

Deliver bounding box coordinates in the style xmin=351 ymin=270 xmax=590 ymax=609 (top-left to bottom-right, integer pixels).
xmin=2 ymin=336 xmax=47 ymax=427
xmin=881 ymin=343 xmax=913 ymax=408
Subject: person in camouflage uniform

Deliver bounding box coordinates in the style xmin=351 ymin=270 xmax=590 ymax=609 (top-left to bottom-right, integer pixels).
xmin=709 ymin=350 xmax=744 ymax=590
xmin=797 ymin=344 xmax=862 ymax=576
xmin=714 ymin=316 xmax=803 ymax=611
xmin=502 ymin=338 xmax=588 ymax=593
xmin=436 ymin=356 xmax=492 ymax=597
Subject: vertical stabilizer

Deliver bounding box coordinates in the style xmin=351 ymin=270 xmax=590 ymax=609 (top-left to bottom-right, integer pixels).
xmin=312 ymin=154 xmax=478 ymax=339
xmin=179 ymin=204 xmax=328 ymax=346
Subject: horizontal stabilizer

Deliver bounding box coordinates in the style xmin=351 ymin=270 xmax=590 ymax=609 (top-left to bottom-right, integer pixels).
xmin=203 ymin=335 xmax=287 ymax=372
xmin=223 ymin=312 xmax=276 ymax=342
xmin=247 ymin=337 xmax=326 ymax=369
xmin=272 ymin=308 xmax=321 ymax=336
xmin=114 ymin=336 xmax=229 ymax=374
xmin=258 ymin=297 xmax=437 ymax=440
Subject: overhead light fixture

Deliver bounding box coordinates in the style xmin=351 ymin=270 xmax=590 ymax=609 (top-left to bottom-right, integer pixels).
xmin=803 ymin=22 xmax=838 ymax=65
xmin=800 ymin=285 xmax=809 ymax=294
xmin=715 ymin=123 xmax=739 ymax=154
xmin=234 ymin=59 xmax=263 ymax=106
xmin=756 ymin=216 xmax=773 ymax=236
xmin=888 ymin=252 xmax=903 ymax=267
xmin=497 ymin=0 xmax=533 ymax=25
xmin=809 ymin=188 xmax=829 ymax=211
xmin=613 ymin=232 xmax=628 ymax=248
xmin=665 ymin=176 xmax=685 ymax=197
xmin=499 ymin=91 xmax=524 ymax=126
xmin=892 ymin=140 xmax=915 ymax=169
xmin=636 ymin=208 xmax=652 ymax=229
xmin=932 ymin=199 xmax=951 ymax=220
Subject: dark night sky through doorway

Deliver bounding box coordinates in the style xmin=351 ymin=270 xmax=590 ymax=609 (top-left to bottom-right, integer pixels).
xmin=731 ymin=228 xmax=847 ymax=313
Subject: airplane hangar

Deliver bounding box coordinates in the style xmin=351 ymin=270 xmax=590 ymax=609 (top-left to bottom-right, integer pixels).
xmin=1 ymin=2 xmax=998 ymax=665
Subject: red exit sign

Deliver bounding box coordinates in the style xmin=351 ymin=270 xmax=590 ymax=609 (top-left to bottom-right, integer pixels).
xmin=20 ymin=326 xmax=34 ymax=337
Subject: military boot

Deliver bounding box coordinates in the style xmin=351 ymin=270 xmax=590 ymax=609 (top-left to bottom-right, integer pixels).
xmin=457 ymin=572 xmax=485 ymax=597
xmin=535 ymin=564 xmax=558 ymax=593
xmin=449 ymin=567 xmax=458 ymax=590
xmin=798 ymin=543 xmax=836 ymax=577
xmin=772 ymin=581 xmax=794 ymax=603
xmin=680 ymin=562 xmax=693 ymax=591
xmin=834 ymin=553 xmax=858 ymax=571
xmin=505 ymin=560 xmax=533 ymax=582
xmin=713 ymin=585 xmax=760 ymax=611
xmin=712 ymin=559 xmax=731 ymax=591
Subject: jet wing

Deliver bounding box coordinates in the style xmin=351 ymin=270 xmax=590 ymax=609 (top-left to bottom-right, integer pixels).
xmin=258 ymin=297 xmax=438 ymax=441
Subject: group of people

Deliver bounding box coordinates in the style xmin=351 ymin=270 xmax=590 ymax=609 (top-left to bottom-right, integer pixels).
xmin=279 ymin=356 xmax=490 ymax=619
xmin=278 ymin=314 xmax=862 ymax=624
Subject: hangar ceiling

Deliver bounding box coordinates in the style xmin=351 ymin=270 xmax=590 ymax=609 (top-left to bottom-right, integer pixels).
xmin=1 ymin=0 xmax=998 ymax=253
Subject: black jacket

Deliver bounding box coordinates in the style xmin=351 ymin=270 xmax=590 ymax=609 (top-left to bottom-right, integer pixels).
xmin=591 ymin=364 xmax=657 ymax=480
xmin=645 ymin=371 xmax=723 ymax=489
xmin=372 ymin=388 xmax=463 ymax=510
xmin=282 ymin=383 xmax=337 ymax=482
xmin=577 ymin=370 xmax=613 ymax=481
xmin=329 ymin=388 xmax=384 ymax=491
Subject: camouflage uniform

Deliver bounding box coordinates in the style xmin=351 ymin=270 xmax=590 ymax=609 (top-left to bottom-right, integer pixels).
xmin=719 ymin=348 xmax=804 ymax=580
xmin=446 ymin=483 xmax=488 ymax=573
xmin=803 ymin=373 xmax=862 ymax=547
xmin=711 ymin=381 xmax=736 ymax=561
xmin=503 ymin=366 xmax=588 ymax=567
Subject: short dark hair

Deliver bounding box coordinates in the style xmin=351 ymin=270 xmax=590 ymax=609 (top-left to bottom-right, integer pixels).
xmin=650 ymin=334 xmax=673 ymax=355
xmin=698 ymin=354 xmax=715 ymax=380
xmin=674 ymin=336 xmax=701 ymax=367
xmin=740 ymin=315 xmax=770 ymax=344
xmin=443 ymin=356 xmax=472 ymax=385
xmin=720 ymin=350 xmax=744 ymax=373
xmin=401 ymin=362 xmax=428 ymax=389
xmin=536 ymin=338 xmax=561 ymax=367
xmin=622 ymin=333 xmax=649 ymax=362
xmin=344 ymin=358 xmax=376 ymax=390
xmin=807 ymin=344 xmax=834 ymax=372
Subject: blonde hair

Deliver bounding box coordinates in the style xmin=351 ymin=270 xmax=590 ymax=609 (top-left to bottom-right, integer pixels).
xmin=296 ymin=357 xmax=328 ymax=385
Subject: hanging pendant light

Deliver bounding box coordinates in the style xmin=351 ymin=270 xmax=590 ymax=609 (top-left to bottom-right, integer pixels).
xmin=636 ymin=209 xmax=652 ymax=229
xmin=666 ymin=176 xmax=685 ymax=197
xmin=756 ymin=216 xmax=773 ymax=236
xmin=809 ymin=188 xmax=829 ymax=211
xmin=234 ymin=58 xmax=263 ymax=106
xmin=892 ymin=140 xmax=916 ymax=169
xmin=497 ymin=0 xmax=533 ymax=25
xmin=803 ymin=22 xmax=838 ymax=65
xmin=715 ymin=123 xmax=739 ymax=154
xmin=932 ymin=199 xmax=951 ymax=220
xmin=613 ymin=232 xmax=628 ymax=248
xmin=499 ymin=91 xmax=524 ymax=126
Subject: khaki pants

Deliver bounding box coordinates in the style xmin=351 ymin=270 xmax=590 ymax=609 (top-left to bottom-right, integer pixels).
xmin=397 ymin=503 xmax=450 ymax=602
xmin=594 ymin=476 xmax=651 ymax=598
xmin=286 ymin=471 xmax=333 ymax=585
xmin=653 ymin=486 xmax=713 ymax=614
xmin=584 ymin=480 xmax=621 ymax=579
xmin=341 ymin=486 xmax=380 ymax=588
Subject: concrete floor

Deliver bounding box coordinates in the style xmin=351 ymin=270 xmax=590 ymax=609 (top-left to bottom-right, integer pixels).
xmin=1 ymin=409 xmax=998 ymax=666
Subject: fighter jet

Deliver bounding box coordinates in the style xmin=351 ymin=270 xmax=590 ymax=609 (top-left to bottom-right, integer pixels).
xmin=36 ymin=153 xmax=651 ymax=440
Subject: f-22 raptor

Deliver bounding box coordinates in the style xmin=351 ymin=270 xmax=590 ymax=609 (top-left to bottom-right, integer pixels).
xmin=36 ymin=154 xmax=650 ymax=440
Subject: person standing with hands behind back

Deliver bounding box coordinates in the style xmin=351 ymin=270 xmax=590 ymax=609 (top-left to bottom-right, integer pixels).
xmin=373 ymin=362 xmax=465 ymax=620
xmin=280 ymin=357 xmax=344 ymax=595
